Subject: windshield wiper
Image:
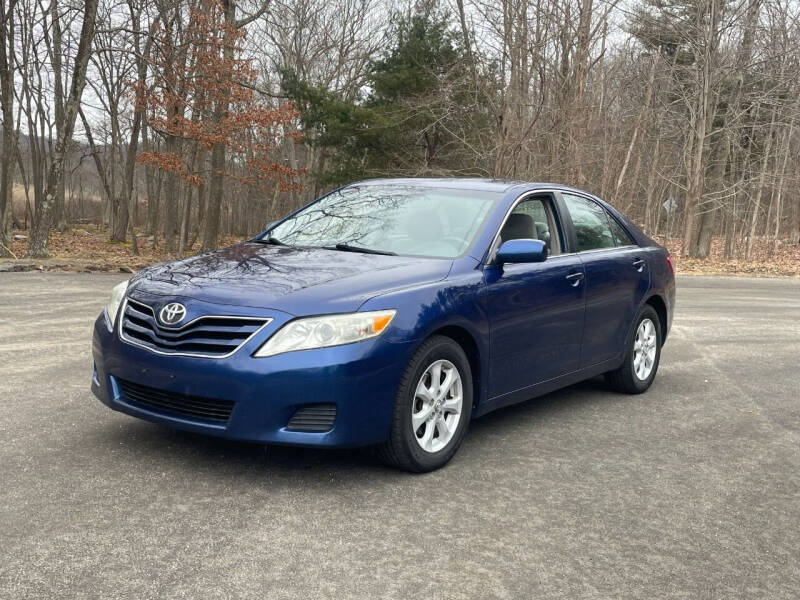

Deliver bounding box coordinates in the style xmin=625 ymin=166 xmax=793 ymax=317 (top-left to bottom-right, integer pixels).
xmin=328 ymin=243 xmax=396 ymax=256
xmin=253 ymin=236 xmax=287 ymax=246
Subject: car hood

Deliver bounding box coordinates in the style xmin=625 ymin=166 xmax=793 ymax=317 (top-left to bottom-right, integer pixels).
xmin=129 ymin=242 xmax=452 ymax=316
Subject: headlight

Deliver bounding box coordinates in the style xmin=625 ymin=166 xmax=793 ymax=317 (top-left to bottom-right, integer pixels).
xmin=254 ymin=310 xmax=396 ymax=357
xmin=106 ymin=280 xmax=129 ymax=326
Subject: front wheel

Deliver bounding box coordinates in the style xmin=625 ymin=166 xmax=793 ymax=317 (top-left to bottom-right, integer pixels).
xmin=606 ymin=305 xmax=662 ymax=394
xmin=376 ymin=336 xmax=473 ymax=472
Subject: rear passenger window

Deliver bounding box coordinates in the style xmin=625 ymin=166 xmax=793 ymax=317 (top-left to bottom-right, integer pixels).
xmin=608 ymin=215 xmax=635 ymax=246
xmin=563 ymin=194 xmax=615 ymax=252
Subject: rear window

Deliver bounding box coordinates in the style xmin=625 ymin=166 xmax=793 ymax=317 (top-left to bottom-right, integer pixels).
xmin=608 ymin=215 xmax=635 ymax=246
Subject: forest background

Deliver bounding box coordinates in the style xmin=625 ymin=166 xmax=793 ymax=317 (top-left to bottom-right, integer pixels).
xmin=0 ymin=0 xmax=798 ymax=275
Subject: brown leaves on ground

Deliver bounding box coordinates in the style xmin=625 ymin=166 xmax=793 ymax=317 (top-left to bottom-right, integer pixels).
xmin=6 ymin=225 xmax=243 ymax=271
xmin=4 ymin=227 xmax=798 ymax=277
xmin=657 ymin=236 xmax=800 ymax=277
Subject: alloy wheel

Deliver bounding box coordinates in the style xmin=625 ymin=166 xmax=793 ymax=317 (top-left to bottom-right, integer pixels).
xmin=633 ymin=318 xmax=657 ymax=381
xmin=411 ymin=359 xmax=463 ymax=453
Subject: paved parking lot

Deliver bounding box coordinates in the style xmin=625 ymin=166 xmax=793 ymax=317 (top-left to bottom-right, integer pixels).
xmin=0 ymin=273 xmax=798 ymax=599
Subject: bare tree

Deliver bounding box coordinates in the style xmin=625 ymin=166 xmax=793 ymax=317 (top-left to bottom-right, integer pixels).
xmin=3 ymin=0 xmax=798 ymax=262
xmin=0 ymin=0 xmax=18 ymax=256
xmin=27 ymin=0 xmax=100 ymax=257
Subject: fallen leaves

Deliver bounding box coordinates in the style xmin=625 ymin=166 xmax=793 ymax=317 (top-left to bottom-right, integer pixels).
xmin=5 ymin=225 xmax=243 ymax=272
xmin=4 ymin=227 xmax=798 ymax=278
xmin=657 ymin=236 xmax=800 ymax=277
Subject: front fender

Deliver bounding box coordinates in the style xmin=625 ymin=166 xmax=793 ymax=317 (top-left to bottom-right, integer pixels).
xmin=360 ymin=259 xmax=490 ymax=409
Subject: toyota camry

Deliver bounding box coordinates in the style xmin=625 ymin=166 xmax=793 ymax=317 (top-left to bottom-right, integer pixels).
xmin=91 ymin=179 xmax=675 ymax=471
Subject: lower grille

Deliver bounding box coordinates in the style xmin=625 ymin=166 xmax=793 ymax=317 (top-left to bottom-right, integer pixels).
xmin=287 ymin=404 xmax=336 ymax=432
xmin=117 ymin=378 xmax=234 ymax=423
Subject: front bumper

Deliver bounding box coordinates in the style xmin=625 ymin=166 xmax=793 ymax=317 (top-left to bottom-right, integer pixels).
xmin=91 ymin=307 xmax=413 ymax=448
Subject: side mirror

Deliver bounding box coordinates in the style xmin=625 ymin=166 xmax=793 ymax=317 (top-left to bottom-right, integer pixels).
xmin=265 ymin=221 xmax=277 ymax=231
xmin=495 ymin=239 xmax=548 ymax=264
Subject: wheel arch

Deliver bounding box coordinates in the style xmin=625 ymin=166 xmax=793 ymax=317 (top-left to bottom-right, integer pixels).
xmin=427 ymin=325 xmax=485 ymax=412
xmin=644 ymin=294 xmax=669 ymax=345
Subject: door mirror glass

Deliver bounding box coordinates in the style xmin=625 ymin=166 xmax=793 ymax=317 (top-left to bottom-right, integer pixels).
xmin=496 ymin=239 xmax=548 ymax=264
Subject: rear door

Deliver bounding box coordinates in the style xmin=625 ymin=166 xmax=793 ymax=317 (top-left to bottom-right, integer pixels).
xmin=481 ymin=193 xmax=586 ymax=398
xmin=560 ymin=192 xmax=650 ymax=367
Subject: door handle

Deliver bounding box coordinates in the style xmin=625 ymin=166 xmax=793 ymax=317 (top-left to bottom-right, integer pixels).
xmin=566 ymin=272 xmax=584 ymax=287
xmin=632 ymin=259 xmax=646 ymax=272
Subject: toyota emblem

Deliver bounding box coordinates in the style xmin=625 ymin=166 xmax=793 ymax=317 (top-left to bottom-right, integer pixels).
xmin=159 ymin=302 xmax=187 ymax=325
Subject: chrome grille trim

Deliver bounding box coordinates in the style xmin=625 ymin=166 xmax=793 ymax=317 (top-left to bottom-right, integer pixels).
xmin=118 ymin=297 xmax=272 ymax=359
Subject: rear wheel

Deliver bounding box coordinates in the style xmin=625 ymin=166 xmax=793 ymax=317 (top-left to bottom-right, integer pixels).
xmin=606 ymin=305 xmax=662 ymax=394
xmin=376 ymin=335 xmax=472 ymax=472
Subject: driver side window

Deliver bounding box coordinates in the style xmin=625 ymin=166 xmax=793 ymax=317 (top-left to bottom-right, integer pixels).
xmin=499 ymin=196 xmax=561 ymax=255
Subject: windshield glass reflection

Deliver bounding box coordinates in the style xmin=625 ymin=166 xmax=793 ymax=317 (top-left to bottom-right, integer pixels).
xmin=266 ymin=185 xmax=500 ymax=258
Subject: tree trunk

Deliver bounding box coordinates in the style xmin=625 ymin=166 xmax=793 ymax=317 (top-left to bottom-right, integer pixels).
xmin=745 ymin=106 xmax=778 ymax=260
xmin=141 ymin=117 xmax=158 ymax=241
xmin=695 ymin=131 xmax=729 ymax=259
xmin=79 ymin=107 xmax=115 ymax=216
xmin=108 ymin=101 xmax=127 ymax=242
xmin=27 ymin=0 xmax=99 ymax=257
xmin=0 ymin=0 xmax=17 ymax=257
xmin=178 ymin=164 xmax=194 ymax=255
xmin=643 ymin=135 xmax=661 ymax=234
xmin=792 ymin=156 xmax=800 ymax=245
xmin=201 ymin=0 xmax=237 ymax=252
xmin=192 ymin=148 xmax=207 ymax=246
xmin=202 ymin=139 xmax=225 ymax=251
xmin=694 ymin=0 xmax=760 ymax=259
xmin=162 ymin=140 xmax=179 ymax=254
xmin=119 ymin=0 xmax=156 ymax=256
xmin=49 ymin=0 xmax=68 ymax=232
xmin=121 ymin=108 xmax=143 ymax=256
xmin=614 ymin=53 xmax=658 ymax=207
xmin=455 ymin=0 xmax=477 ymax=90
xmin=682 ymin=0 xmax=719 ymax=258
xmin=771 ymin=114 xmax=795 ymax=250
xmin=156 ymin=4 xmax=187 ymax=254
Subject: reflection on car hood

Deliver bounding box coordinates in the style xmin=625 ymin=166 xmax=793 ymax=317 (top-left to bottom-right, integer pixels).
xmin=129 ymin=242 xmax=452 ymax=316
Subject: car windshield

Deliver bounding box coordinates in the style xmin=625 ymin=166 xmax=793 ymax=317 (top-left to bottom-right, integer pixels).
xmin=265 ymin=185 xmax=500 ymax=258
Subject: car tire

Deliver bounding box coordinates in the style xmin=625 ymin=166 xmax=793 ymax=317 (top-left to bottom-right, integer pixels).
xmin=376 ymin=335 xmax=473 ymax=472
xmin=606 ymin=305 xmax=662 ymax=394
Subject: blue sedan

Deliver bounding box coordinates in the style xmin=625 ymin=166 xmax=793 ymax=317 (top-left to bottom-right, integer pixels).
xmin=91 ymin=179 xmax=675 ymax=471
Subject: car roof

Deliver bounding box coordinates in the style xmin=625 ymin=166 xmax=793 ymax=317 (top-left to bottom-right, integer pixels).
xmin=352 ymin=177 xmax=590 ymax=196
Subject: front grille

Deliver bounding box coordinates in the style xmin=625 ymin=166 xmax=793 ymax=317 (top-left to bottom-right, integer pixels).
xmin=120 ymin=298 xmax=269 ymax=358
xmin=287 ymin=404 xmax=337 ymax=432
xmin=117 ymin=378 xmax=234 ymax=423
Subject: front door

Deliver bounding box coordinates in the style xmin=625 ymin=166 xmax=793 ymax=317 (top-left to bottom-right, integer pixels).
xmin=481 ymin=194 xmax=586 ymax=399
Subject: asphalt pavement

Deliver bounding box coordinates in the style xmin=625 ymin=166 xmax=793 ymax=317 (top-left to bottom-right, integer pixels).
xmin=0 ymin=273 xmax=798 ymax=599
